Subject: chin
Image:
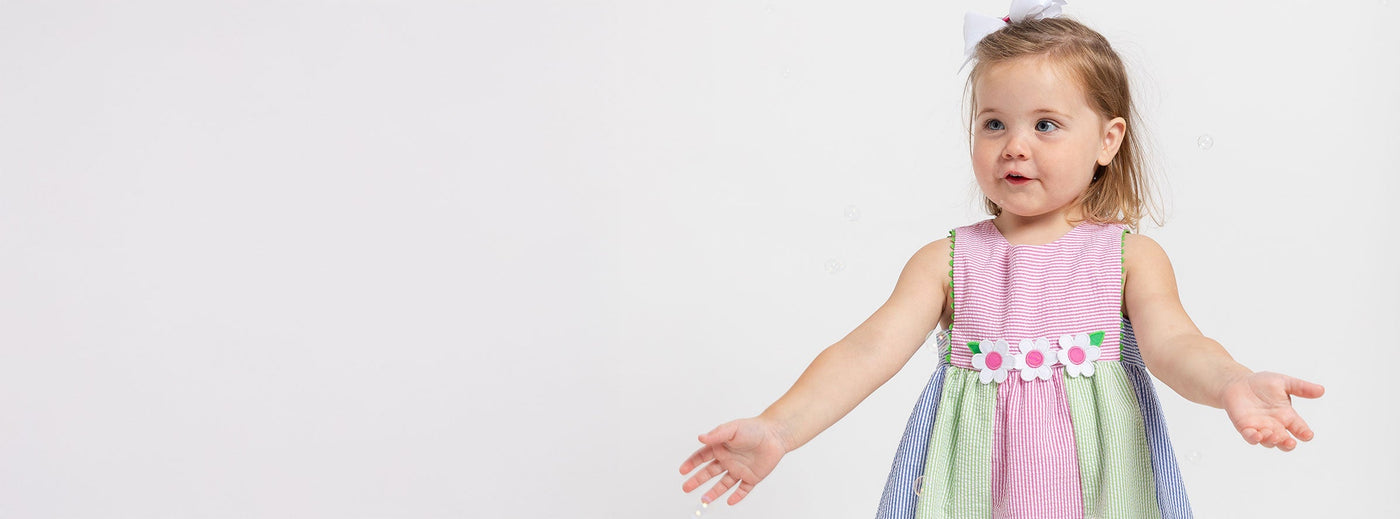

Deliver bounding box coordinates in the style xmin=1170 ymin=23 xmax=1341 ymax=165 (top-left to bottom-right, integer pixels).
xmin=996 ymin=206 xmax=1055 ymax=218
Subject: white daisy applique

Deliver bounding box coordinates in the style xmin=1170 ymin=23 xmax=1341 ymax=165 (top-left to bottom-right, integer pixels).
xmin=1057 ymin=331 xmax=1104 ymax=377
xmin=1015 ymin=337 xmax=1057 ymax=381
xmin=969 ymin=339 xmax=1011 ymax=384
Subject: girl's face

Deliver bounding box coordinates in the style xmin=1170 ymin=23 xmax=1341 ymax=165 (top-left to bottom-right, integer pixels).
xmin=971 ymin=57 xmax=1125 ymax=221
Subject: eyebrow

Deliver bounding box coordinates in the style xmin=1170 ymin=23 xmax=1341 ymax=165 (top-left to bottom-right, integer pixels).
xmin=977 ymin=108 xmax=1072 ymax=118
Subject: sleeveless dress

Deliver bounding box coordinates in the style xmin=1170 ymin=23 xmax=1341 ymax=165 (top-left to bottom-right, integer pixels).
xmin=874 ymin=219 xmax=1193 ymax=519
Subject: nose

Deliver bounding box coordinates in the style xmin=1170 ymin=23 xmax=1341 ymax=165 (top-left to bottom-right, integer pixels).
xmin=1001 ymin=130 xmax=1030 ymax=161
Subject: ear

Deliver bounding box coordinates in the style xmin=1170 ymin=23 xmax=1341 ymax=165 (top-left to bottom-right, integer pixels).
xmin=1097 ymin=116 xmax=1127 ymax=166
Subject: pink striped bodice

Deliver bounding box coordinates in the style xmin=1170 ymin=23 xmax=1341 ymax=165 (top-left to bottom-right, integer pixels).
xmin=948 ymin=219 xmax=1127 ymax=370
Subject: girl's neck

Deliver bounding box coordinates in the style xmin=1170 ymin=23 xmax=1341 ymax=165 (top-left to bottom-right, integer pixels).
xmin=992 ymin=208 xmax=1086 ymax=246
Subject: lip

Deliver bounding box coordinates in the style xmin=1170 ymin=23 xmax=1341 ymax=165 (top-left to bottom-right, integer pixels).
xmin=1003 ymin=171 xmax=1034 ymax=185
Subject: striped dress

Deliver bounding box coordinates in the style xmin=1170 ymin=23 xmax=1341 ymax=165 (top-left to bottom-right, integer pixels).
xmin=875 ymin=219 xmax=1192 ymax=519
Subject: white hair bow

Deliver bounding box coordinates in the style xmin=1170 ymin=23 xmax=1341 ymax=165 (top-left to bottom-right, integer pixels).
xmin=960 ymin=0 xmax=1068 ymax=73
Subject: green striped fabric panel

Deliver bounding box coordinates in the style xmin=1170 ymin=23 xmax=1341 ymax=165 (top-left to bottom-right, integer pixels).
xmin=915 ymin=369 xmax=997 ymax=518
xmin=1064 ymin=362 xmax=1162 ymax=518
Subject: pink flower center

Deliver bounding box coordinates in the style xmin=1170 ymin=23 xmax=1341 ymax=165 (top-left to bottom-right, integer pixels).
xmin=1025 ymin=350 xmax=1044 ymax=368
xmin=1068 ymin=346 xmax=1086 ymax=364
xmin=985 ymin=352 xmax=1003 ymax=370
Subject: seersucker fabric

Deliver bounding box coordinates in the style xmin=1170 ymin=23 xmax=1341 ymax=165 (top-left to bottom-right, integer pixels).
xmin=875 ymin=219 xmax=1192 ymax=519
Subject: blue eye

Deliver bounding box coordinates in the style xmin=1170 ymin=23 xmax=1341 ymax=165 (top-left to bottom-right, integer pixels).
xmin=983 ymin=119 xmax=1058 ymax=132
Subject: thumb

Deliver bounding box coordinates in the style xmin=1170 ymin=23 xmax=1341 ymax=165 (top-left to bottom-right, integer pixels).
xmin=1286 ymin=376 xmax=1325 ymax=399
xmin=700 ymin=421 xmax=738 ymax=445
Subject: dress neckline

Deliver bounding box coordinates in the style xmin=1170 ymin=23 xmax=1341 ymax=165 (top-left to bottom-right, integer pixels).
xmin=985 ymin=218 xmax=1094 ymax=248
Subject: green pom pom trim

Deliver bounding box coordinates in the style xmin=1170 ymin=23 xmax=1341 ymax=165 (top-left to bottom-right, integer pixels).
xmin=948 ymin=229 xmax=956 ymax=316
xmin=1120 ymin=227 xmax=1129 ymax=330
xmin=967 ymin=340 xmax=981 ymax=355
xmin=946 ymin=228 xmax=957 ymax=365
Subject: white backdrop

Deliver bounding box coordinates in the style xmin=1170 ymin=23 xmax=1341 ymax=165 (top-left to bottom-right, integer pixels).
xmin=1 ymin=1 xmax=1395 ymax=518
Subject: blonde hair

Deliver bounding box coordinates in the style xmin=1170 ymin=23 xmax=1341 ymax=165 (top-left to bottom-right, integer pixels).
xmin=964 ymin=17 xmax=1163 ymax=232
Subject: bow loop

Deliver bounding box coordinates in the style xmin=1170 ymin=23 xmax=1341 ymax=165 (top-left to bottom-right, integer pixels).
xmin=1008 ymin=0 xmax=1066 ymax=23
xmin=959 ymin=0 xmax=1068 ymax=73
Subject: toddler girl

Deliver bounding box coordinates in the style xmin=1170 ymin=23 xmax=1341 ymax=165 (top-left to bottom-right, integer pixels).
xmin=678 ymin=2 xmax=1324 ymax=517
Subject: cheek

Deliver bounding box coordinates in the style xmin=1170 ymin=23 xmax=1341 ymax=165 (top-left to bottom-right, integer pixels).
xmin=971 ymin=145 xmax=997 ymax=173
xmin=972 ymin=161 xmax=999 ymax=184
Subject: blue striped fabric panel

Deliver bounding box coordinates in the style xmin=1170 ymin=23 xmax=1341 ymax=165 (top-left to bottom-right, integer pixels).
xmin=1119 ymin=316 xmax=1194 ymax=518
xmin=875 ymin=331 xmax=951 ymax=519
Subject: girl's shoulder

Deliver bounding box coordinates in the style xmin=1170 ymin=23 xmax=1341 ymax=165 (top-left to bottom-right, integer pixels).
xmin=1120 ymin=232 xmax=1178 ymax=312
xmin=899 ymin=236 xmax=953 ymax=299
xmin=1122 ymin=232 xmax=1170 ymax=272
xmin=872 ymin=236 xmax=954 ymax=343
xmin=1119 ymin=231 xmax=1202 ymax=345
xmin=915 ymin=235 xmax=954 ymax=282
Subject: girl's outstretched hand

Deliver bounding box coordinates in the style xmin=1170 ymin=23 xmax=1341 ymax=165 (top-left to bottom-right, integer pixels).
xmin=1220 ymin=371 xmax=1325 ymax=451
xmin=678 ymin=416 xmax=789 ymax=506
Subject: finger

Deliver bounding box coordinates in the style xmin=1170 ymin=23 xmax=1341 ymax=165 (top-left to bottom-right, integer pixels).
xmin=1259 ymin=428 xmax=1277 ymax=448
xmin=1286 ymin=414 xmax=1315 ymax=442
xmin=683 ymin=460 xmax=727 ymax=494
xmin=727 ymin=479 xmax=755 ymax=505
xmin=1240 ymin=427 xmax=1260 ymax=444
xmin=1278 ymin=437 xmax=1297 ymax=452
xmin=728 ymin=480 xmax=757 ymax=505
xmin=679 ymin=445 xmax=714 ymax=474
xmin=703 ymin=473 xmax=740 ymax=504
xmin=1285 ymin=377 xmax=1325 ymax=399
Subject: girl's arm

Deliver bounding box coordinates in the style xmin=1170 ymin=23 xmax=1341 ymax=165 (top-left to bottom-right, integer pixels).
xmin=1122 ymin=233 xmax=1250 ymax=406
xmin=679 ymin=238 xmax=951 ymax=506
xmin=1123 ymin=233 xmax=1324 ymax=450
xmin=760 ymin=238 xmax=951 ymax=453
